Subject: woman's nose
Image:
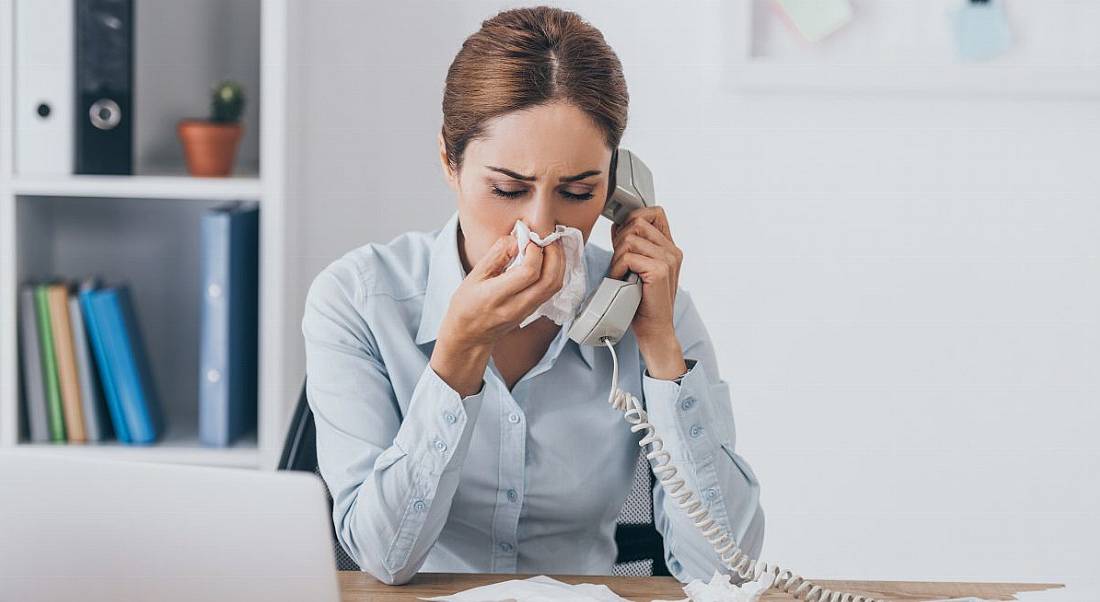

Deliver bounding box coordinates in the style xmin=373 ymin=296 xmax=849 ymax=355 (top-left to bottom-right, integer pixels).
xmin=522 ymin=200 xmax=557 ymax=238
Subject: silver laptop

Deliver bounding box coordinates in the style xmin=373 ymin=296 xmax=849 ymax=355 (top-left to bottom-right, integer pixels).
xmin=0 ymin=450 xmax=340 ymax=602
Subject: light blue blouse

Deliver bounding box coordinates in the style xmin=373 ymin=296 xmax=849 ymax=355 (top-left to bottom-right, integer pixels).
xmin=301 ymin=210 xmax=764 ymax=585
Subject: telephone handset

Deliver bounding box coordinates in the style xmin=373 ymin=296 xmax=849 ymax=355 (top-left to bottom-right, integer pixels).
xmin=567 ymin=147 xmax=655 ymax=347
xmin=574 ymin=149 xmax=882 ymax=602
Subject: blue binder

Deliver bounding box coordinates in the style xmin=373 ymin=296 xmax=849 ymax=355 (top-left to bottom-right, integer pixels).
xmin=198 ymin=202 xmax=259 ymax=447
xmin=79 ymin=289 xmax=130 ymax=443
xmin=86 ymin=286 xmax=163 ymax=444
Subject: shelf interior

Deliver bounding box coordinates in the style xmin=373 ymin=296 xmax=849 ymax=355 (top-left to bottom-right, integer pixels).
xmin=14 ymin=194 xmax=260 ymax=458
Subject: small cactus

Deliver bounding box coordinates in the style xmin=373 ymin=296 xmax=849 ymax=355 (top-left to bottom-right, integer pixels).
xmin=210 ymin=80 xmax=245 ymax=123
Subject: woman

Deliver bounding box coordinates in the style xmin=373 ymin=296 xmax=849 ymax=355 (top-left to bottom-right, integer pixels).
xmin=302 ymin=5 xmax=764 ymax=586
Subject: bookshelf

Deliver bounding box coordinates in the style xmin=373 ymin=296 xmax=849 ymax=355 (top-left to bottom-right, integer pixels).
xmin=11 ymin=172 xmax=262 ymax=201
xmin=0 ymin=0 xmax=299 ymax=470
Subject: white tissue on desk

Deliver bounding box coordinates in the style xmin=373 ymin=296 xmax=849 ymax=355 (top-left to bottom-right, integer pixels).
xmin=652 ymin=570 xmax=776 ymax=602
xmin=417 ymin=570 xmax=775 ymax=602
xmin=418 ymin=575 xmax=631 ymax=602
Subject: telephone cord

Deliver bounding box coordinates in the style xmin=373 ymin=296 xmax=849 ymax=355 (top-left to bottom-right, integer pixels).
xmin=601 ymin=337 xmax=884 ymax=602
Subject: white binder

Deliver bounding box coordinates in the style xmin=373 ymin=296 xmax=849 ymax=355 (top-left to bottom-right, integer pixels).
xmin=15 ymin=0 xmax=74 ymax=176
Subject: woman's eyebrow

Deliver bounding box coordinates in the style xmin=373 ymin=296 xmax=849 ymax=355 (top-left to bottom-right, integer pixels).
xmin=486 ymin=166 xmax=601 ymax=182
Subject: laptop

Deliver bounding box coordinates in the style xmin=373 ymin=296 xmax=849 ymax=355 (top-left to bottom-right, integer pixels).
xmin=0 ymin=450 xmax=341 ymax=602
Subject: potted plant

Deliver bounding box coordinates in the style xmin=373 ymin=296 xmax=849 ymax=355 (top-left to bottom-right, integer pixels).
xmin=177 ymin=80 xmax=246 ymax=177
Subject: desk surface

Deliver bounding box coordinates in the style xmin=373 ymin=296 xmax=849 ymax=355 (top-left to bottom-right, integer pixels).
xmin=338 ymin=571 xmax=1064 ymax=601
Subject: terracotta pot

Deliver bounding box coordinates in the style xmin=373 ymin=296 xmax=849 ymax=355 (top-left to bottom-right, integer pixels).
xmin=177 ymin=119 xmax=243 ymax=177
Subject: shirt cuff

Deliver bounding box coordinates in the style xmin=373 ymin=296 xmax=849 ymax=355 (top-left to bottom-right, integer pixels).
xmin=641 ymin=358 xmax=718 ymax=467
xmin=393 ymin=363 xmax=487 ymax=477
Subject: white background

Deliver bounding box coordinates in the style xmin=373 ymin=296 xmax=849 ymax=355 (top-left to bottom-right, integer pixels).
xmin=286 ymin=1 xmax=1098 ymax=592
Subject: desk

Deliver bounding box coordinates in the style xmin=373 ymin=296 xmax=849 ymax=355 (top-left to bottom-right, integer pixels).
xmin=338 ymin=571 xmax=1064 ymax=601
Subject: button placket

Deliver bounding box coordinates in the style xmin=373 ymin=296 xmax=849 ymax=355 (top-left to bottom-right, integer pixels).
xmin=491 ymin=382 xmax=525 ymax=572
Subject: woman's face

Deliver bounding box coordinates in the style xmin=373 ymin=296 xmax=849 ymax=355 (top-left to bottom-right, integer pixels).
xmin=439 ymin=101 xmax=612 ymax=273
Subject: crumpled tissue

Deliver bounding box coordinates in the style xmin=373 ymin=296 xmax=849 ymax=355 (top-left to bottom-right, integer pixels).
xmin=418 ymin=574 xmax=630 ymax=602
xmin=417 ymin=570 xmax=776 ymax=602
xmin=503 ymin=220 xmax=588 ymax=328
xmin=653 ymin=570 xmax=776 ymax=602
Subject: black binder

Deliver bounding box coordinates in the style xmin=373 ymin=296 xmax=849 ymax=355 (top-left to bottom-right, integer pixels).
xmin=75 ymin=0 xmax=134 ymax=175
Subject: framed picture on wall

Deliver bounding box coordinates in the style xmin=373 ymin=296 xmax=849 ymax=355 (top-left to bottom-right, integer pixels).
xmin=721 ymin=0 xmax=1100 ymax=97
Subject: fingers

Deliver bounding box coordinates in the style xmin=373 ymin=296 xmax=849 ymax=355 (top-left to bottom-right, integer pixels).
xmin=612 ymin=213 xmax=668 ymax=250
xmin=510 ymin=237 xmax=566 ymax=310
xmin=608 ymin=247 xmax=671 ymax=281
xmin=471 ymin=235 xmax=518 ymax=279
xmin=612 ymin=206 xmax=673 ymax=245
xmin=495 ymin=240 xmax=545 ymax=295
xmin=612 ymin=212 xmax=683 ymax=279
xmin=617 ymin=232 xmax=669 ymax=267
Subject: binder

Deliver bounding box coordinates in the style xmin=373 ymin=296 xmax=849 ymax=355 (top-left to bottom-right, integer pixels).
xmin=75 ymin=0 xmax=134 ymax=175
xmin=14 ymin=0 xmax=74 ymax=175
xmin=198 ymin=202 xmax=259 ymax=446
xmin=86 ymin=286 xmax=164 ymax=444
xmin=79 ymin=288 xmax=131 ymax=443
xmin=18 ymin=286 xmax=50 ymax=442
xmin=34 ymin=285 xmax=66 ymax=442
xmin=69 ymin=293 xmax=112 ymax=442
xmin=47 ymin=284 xmax=87 ymax=442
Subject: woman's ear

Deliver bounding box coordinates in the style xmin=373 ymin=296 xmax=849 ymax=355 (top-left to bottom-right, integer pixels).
xmin=438 ymin=132 xmax=458 ymax=191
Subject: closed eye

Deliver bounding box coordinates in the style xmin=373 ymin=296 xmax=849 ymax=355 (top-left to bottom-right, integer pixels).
xmin=490 ymin=186 xmax=594 ymax=202
xmin=490 ymin=185 xmax=525 ymax=199
xmin=561 ymin=190 xmax=594 ymax=201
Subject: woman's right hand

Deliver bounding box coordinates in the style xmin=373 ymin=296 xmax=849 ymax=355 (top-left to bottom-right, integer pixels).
xmin=430 ymin=234 xmax=566 ymax=396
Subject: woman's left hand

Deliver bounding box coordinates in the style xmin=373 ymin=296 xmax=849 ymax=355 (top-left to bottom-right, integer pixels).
xmin=608 ymin=206 xmax=688 ymax=380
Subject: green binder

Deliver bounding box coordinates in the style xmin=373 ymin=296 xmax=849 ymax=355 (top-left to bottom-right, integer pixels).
xmin=35 ymin=285 xmax=66 ymax=442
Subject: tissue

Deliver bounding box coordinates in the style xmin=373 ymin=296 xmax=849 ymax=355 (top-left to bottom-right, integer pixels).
xmin=503 ymin=220 xmax=588 ymax=328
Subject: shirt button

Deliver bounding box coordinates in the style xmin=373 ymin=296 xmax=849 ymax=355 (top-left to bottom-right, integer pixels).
xmin=443 ymin=410 xmax=457 ymax=424
xmin=704 ymin=487 xmax=718 ymax=501
xmin=508 ymin=412 xmax=521 ymax=424
xmin=434 ymin=439 xmax=448 ymax=453
xmin=413 ymin=499 xmax=427 ymax=512
xmin=499 ymin=542 xmax=513 ymax=553
xmin=689 ymin=424 xmax=704 ymax=438
xmin=680 ymin=397 xmax=696 ymax=411
xmin=506 ymin=488 xmax=518 ymax=502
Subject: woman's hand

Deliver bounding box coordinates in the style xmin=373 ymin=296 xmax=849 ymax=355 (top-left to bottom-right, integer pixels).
xmin=431 ymin=235 xmax=565 ymax=395
xmin=608 ymin=206 xmax=688 ymax=380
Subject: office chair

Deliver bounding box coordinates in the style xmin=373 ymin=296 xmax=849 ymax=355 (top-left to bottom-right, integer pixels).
xmin=278 ymin=379 xmax=671 ymax=576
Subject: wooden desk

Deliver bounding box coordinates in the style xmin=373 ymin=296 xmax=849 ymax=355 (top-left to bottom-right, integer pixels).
xmin=338 ymin=571 xmax=1064 ymax=601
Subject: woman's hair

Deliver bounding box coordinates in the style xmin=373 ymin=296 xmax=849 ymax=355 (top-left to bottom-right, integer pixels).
xmin=441 ymin=5 xmax=629 ymax=173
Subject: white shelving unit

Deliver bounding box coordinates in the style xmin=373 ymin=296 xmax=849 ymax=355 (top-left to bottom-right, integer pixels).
xmin=0 ymin=0 xmax=299 ymax=470
xmin=10 ymin=173 xmax=262 ymax=201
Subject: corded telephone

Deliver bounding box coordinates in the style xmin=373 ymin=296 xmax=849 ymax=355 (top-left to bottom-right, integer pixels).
xmin=567 ymin=148 xmax=653 ymax=347
xmin=570 ymin=148 xmax=882 ymax=602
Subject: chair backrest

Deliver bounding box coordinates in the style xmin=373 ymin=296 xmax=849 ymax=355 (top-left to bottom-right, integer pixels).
xmin=277 ymin=381 xmax=359 ymax=570
xmin=279 ymin=380 xmax=669 ymax=576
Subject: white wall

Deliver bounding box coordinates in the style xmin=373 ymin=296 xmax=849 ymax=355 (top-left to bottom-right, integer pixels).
xmin=288 ymin=0 xmax=1098 ymax=591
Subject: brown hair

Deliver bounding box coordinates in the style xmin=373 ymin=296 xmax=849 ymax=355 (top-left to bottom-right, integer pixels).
xmin=441 ymin=6 xmax=629 ymax=173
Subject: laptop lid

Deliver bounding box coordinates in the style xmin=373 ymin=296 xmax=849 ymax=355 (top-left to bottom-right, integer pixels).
xmin=0 ymin=450 xmax=340 ymax=602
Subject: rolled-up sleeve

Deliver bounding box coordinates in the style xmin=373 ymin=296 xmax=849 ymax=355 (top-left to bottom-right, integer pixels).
xmin=640 ymin=288 xmax=765 ymax=584
xmin=301 ymin=262 xmax=487 ymax=585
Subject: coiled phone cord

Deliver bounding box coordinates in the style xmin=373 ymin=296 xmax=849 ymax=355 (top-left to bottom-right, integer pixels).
xmin=601 ymin=337 xmax=883 ymax=602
